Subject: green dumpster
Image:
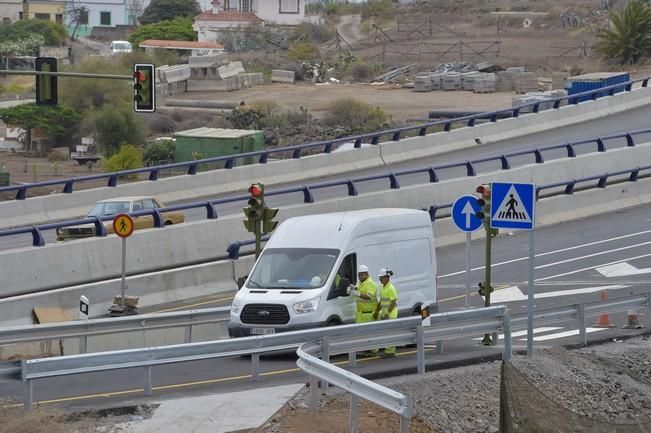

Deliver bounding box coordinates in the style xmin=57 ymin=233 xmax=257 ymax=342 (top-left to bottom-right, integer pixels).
xmin=174 ymin=127 xmax=264 ymax=167
xmin=0 ymin=172 xmax=9 ymax=187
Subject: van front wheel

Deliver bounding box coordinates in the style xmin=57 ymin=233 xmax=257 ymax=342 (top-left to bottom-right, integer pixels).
xmin=325 ymin=318 xmax=341 ymax=327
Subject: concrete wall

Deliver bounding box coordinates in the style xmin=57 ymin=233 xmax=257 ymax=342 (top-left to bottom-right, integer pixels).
xmin=2 ymin=142 xmax=650 ymax=300
xmin=2 ymin=85 xmax=650 ymax=229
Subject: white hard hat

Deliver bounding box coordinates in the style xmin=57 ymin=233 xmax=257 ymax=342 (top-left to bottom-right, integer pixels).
xmin=378 ymin=268 xmax=392 ymax=277
xmin=358 ymin=265 xmax=369 ymax=273
xmin=310 ymin=276 xmax=322 ymax=287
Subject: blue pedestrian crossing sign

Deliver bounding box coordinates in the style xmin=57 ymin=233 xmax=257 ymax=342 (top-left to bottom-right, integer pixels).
xmin=490 ymin=182 xmax=536 ymax=230
xmin=451 ymin=195 xmax=483 ymax=232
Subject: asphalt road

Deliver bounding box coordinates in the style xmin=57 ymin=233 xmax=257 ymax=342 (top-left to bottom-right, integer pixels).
xmin=2 ymin=204 xmax=648 ymax=408
xmin=2 ymin=104 xmax=651 ymax=251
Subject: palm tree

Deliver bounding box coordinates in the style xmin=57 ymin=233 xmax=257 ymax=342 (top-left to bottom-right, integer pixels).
xmin=595 ymin=0 xmax=651 ymax=64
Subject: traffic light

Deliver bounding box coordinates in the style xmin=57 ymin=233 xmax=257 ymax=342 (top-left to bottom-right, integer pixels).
xmin=35 ymin=57 xmax=57 ymax=106
xmin=475 ymin=184 xmax=491 ymax=220
xmin=133 ymin=63 xmax=155 ymax=113
xmin=262 ymin=207 xmax=279 ymax=234
xmin=243 ymin=183 xmax=264 ymax=233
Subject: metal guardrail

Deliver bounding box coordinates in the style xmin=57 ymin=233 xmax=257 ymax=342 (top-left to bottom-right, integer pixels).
xmin=225 ymin=163 xmax=651 ymax=260
xmin=0 ymin=306 xmax=230 ymax=353
xmin=0 ymin=77 xmax=648 ymax=201
xmin=5 ymin=127 xmax=650 ymax=249
xmin=296 ymin=293 xmax=650 ymax=432
xmin=20 ymin=307 xmax=511 ymax=410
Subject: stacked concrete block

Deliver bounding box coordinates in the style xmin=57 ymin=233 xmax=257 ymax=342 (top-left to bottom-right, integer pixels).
xmin=217 ymin=61 xmax=245 ymax=80
xmin=186 ymin=55 xmax=262 ymax=92
xmin=271 ymin=69 xmax=296 ymax=84
xmin=442 ymin=73 xmax=462 ymax=90
xmin=430 ymin=74 xmax=442 ymax=90
xmin=552 ymin=71 xmax=570 ymax=90
xmin=507 ymin=66 xmax=527 ymax=73
xmin=414 ymin=74 xmax=433 ymax=92
xmin=473 ymin=73 xmax=497 ymax=93
xmin=514 ymin=72 xmax=538 ymax=93
xmin=186 ymin=73 xmax=263 ymax=92
xmin=512 ymin=89 xmax=568 ymax=113
xmin=189 ymin=53 xmax=229 ymax=67
xmin=461 ymin=72 xmax=481 ymax=91
xmin=496 ymin=71 xmax=515 ymax=92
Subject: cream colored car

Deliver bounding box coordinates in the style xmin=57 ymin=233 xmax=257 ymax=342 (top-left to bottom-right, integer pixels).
xmin=56 ymin=196 xmax=185 ymax=240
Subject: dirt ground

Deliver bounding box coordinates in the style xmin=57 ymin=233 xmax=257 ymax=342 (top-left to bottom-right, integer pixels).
xmin=254 ymin=396 xmax=437 ymax=433
xmin=167 ymin=83 xmax=515 ymax=122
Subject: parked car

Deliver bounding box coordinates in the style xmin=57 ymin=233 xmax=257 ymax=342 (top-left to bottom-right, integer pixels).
xmin=56 ymin=196 xmax=185 ymax=241
xmin=109 ymin=40 xmax=133 ymax=55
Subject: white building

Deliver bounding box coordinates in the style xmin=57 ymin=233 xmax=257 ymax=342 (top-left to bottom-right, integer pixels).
xmin=64 ymin=0 xmax=131 ymax=37
xmin=193 ymin=0 xmax=307 ymax=43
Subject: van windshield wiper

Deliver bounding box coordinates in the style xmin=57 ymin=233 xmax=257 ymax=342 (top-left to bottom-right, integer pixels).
xmin=247 ymin=280 xmax=263 ymax=288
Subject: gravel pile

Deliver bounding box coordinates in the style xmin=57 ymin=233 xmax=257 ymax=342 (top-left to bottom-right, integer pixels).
xmin=281 ymin=336 xmax=651 ymax=433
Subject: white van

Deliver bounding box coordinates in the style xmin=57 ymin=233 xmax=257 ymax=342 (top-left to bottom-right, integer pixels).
xmin=109 ymin=40 xmax=133 ymax=55
xmin=227 ymin=209 xmax=437 ymax=337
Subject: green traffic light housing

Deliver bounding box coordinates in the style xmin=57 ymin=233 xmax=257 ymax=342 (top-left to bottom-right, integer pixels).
xmin=262 ymin=206 xmax=279 ymax=234
xmin=133 ymin=63 xmax=155 ymax=113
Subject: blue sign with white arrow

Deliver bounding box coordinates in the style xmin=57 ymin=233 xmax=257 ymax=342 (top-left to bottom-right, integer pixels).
xmin=490 ymin=182 xmax=536 ymax=230
xmin=451 ymin=195 xmax=483 ymax=232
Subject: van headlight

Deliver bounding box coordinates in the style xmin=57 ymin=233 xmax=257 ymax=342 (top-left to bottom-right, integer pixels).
xmin=231 ymin=299 xmax=242 ymax=314
xmin=56 ymin=227 xmax=63 ymax=236
xmin=293 ymin=297 xmax=320 ymax=314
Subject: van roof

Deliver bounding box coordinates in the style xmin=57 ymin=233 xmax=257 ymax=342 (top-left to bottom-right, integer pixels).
xmin=267 ymin=209 xmax=431 ymax=249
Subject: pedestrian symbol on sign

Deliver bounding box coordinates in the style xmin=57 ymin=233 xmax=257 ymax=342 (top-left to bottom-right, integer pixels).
xmin=492 ymin=185 xmax=532 ymax=224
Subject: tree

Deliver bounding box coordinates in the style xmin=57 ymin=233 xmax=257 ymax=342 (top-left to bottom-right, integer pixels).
xmin=103 ymin=144 xmax=143 ymax=173
xmin=595 ymin=0 xmax=651 ymax=64
xmin=143 ymin=140 xmax=175 ymax=166
xmin=0 ymin=19 xmax=67 ymax=46
xmin=128 ymin=17 xmax=197 ymax=47
xmin=93 ymin=104 xmax=147 ymax=156
xmin=139 ymin=0 xmax=201 ymax=25
xmin=0 ymin=104 xmax=81 ymax=152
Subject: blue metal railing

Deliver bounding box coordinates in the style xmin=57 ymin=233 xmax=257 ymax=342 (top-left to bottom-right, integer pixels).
xmin=225 ymin=164 xmax=651 ymax=259
xmin=0 ymin=77 xmax=648 ymax=201
xmin=1 ymin=127 xmax=650 ymax=248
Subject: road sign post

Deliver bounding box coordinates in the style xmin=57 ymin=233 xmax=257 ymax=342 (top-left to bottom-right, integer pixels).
xmin=110 ymin=214 xmax=135 ymax=316
xmin=451 ymin=195 xmax=483 ymax=308
xmin=490 ymin=182 xmax=536 ymax=355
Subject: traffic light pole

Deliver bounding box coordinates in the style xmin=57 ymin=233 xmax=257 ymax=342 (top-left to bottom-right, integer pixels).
xmin=481 ymin=227 xmax=493 ymax=345
xmin=254 ymin=212 xmax=262 ymax=259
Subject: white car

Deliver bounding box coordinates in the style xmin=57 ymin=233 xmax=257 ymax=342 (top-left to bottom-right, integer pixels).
xmin=110 ymin=40 xmax=133 ymax=55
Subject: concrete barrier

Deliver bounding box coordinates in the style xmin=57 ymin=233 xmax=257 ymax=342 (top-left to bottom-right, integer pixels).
xmin=1 ymin=85 xmax=650 ymax=229
xmin=271 ymin=69 xmax=295 ymax=84
xmin=2 ymin=142 xmax=650 ymax=299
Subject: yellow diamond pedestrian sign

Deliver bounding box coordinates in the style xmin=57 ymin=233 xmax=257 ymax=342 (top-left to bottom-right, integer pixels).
xmin=113 ymin=214 xmax=135 ymax=238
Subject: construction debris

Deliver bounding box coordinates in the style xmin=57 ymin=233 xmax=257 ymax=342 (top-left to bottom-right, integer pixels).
xmin=374 ymin=63 xmax=420 ymax=83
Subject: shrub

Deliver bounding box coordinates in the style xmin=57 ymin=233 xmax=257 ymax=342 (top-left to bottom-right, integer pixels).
xmin=287 ymin=41 xmax=321 ymax=61
xmin=143 ymin=140 xmax=175 ymax=166
xmin=595 ymin=0 xmax=651 ymax=64
xmin=226 ymin=107 xmax=267 ymax=130
xmin=360 ymin=0 xmax=396 ymax=22
xmin=93 ymin=103 xmax=146 ymax=156
xmin=103 ymin=144 xmax=143 ymax=173
xmin=350 ymin=62 xmax=374 ymax=82
xmin=250 ymin=100 xmax=281 ymax=117
xmin=322 ymin=98 xmax=389 ymax=133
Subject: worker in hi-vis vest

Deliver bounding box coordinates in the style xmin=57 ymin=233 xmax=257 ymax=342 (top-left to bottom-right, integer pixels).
xmin=347 ymin=265 xmax=378 ymax=324
xmin=373 ymin=268 xmax=398 ymax=357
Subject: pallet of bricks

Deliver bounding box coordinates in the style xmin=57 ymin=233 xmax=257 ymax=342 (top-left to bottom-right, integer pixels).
xmin=512 ymin=67 xmax=538 ymax=94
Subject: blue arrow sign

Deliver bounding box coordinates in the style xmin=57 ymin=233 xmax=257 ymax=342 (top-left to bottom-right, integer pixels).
xmin=451 ymin=195 xmax=483 ymax=232
xmin=490 ymin=182 xmax=536 ymax=230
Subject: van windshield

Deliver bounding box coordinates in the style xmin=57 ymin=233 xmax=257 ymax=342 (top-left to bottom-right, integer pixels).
xmin=247 ymin=248 xmax=339 ymax=290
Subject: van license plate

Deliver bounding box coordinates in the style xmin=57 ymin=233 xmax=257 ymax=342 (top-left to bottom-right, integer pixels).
xmin=251 ymin=328 xmax=275 ymax=335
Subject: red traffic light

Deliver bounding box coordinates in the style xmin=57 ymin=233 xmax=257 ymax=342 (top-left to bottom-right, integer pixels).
xmin=133 ymin=71 xmax=146 ymax=81
xmin=249 ymin=184 xmax=263 ymax=197
xmin=476 ymin=184 xmax=491 ymax=198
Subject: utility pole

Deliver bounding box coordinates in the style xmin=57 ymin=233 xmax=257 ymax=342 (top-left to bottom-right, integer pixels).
xmin=475 ymin=184 xmax=497 ymax=346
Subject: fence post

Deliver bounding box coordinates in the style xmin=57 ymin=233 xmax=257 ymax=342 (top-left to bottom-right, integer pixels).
xmin=309 ymin=375 xmax=318 ymax=411
xmin=577 ymin=304 xmax=587 ymax=346
xmin=349 ymin=394 xmax=359 ymax=433
xmin=503 ymin=312 xmax=512 ymax=361
xmin=184 ymin=325 xmax=193 ymax=343
xmin=79 ymin=335 xmax=88 ymax=354
xmin=416 ymin=325 xmax=425 ymax=375
xmin=348 ymin=351 xmax=357 ymax=367
xmin=320 ymin=338 xmax=330 ymax=390
xmin=400 ymin=398 xmax=411 ymax=433
xmin=144 ymin=366 xmax=153 ymax=396
xmin=251 ymin=353 xmax=261 ymax=382
xmin=24 ymin=380 xmax=33 ymax=410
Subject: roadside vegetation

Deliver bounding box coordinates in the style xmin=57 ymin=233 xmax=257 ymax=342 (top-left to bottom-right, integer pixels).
xmin=128 ymin=17 xmax=197 ymax=47
xmin=595 ymin=0 xmax=651 ymax=64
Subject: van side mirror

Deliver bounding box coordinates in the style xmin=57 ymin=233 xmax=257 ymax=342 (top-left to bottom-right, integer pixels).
xmin=336 ymin=277 xmax=351 ymax=297
xmin=237 ymin=276 xmax=247 ymax=290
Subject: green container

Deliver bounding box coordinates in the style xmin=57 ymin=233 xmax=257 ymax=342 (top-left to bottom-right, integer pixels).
xmin=174 ymin=127 xmax=264 ymax=167
xmin=0 ymin=172 xmax=9 ymax=187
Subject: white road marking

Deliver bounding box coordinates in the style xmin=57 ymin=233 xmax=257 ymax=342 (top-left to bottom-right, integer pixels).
xmin=439 ymin=229 xmax=651 ymax=278
xmin=536 ymin=252 xmax=651 ymax=282
xmin=489 ymin=284 xmax=628 ymax=303
xmin=596 ymin=262 xmax=651 ymax=277
xmin=536 ymin=241 xmax=651 ymax=270
xmin=526 ymin=327 xmax=608 ymax=342
xmin=472 ymin=327 xmax=562 ymax=341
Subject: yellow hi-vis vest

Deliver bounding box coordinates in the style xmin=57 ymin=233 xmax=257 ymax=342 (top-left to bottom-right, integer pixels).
xmin=380 ymin=282 xmax=398 ymax=319
xmin=356 ymin=278 xmax=378 ymax=317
